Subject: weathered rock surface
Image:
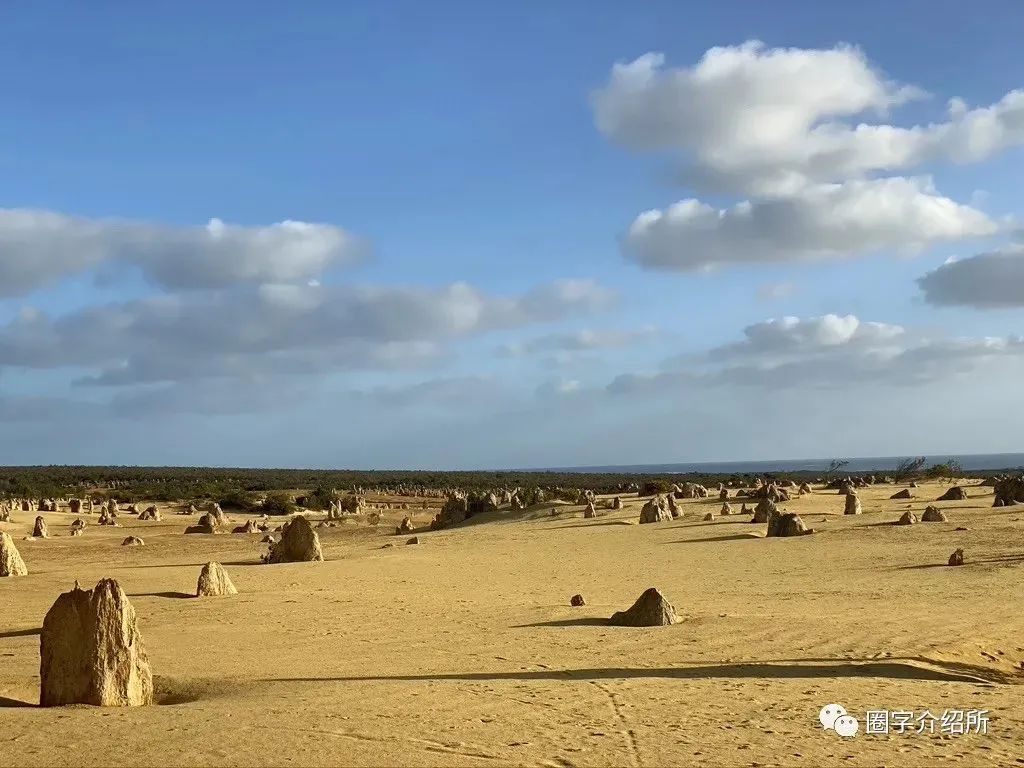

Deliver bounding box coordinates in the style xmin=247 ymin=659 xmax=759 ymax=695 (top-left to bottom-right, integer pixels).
xmin=937 ymin=486 xmax=967 ymax=502
xmin=608 ymin=588 xmax=678 ymax=627
xmin=265 ymin=516 xmax=323 ymax=564
xmin=639 ymin=496 xmax=671 ymax=524
xmin=39 ymin=578 xmax=153 ymax=707
xmin=766 ymin=512 xmax=810 ymax=537
xmin=0 ymin=531 xmax=28 ymax=577
xmin=196 ymin=562 xmax=237 ymax=597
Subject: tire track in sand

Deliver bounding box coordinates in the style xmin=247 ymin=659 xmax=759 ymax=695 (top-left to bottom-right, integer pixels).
xmin=589 ymin=681 xmax=641 ymax=767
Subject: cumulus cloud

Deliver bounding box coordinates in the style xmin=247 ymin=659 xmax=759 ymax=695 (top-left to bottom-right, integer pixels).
xmin=624 ymin=177 xmax=997 ymax=271
xmin=0 ymin=280 xmax=614 ymax=386
xmin=0 ymin=209 xmax=364 ymax=296
xmin=917 ymin=245 xmax=1024 ymax=308
xmin=593 ymin=41 xmax=1024 ymax=196
xmin=609 ymin=313 xmax=1024 ymax=394
xmin=707 ymin=314 xmax=906 ymax=359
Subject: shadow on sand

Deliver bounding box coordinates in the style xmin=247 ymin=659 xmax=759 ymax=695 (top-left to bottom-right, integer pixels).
xmin=668 ymin=533 xmax=763 ymax=544
xmin=0 ymin=627 xmax=41 ymax=640
xmin=512 ymin=617 xmax=609 ymax=628
xmin=548 ymin=520 xmax=637 ymax=530
xmin=129 ymin=591 xmax=195 ymax=600
xmin=894 ymin=553 xmax=1024 ymax=571
xmin=259 ymin=657 xmax=1007 ymax=685
xmin=0 ymin=695 xmax=34 ymax=708
xmin=118 ymin=559 xmax=266 ymax=571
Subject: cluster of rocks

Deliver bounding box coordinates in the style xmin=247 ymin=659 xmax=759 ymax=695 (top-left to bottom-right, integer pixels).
xmin=428 ymin=487 xmax=536 ymax=530
xmin=828 ymin=476 xmax=874 ymax=493
xmin=673 ymin=482 xmax=709 ymax=499
xmin=747 ymin=482 xmax=792 ymax=502
xmin=639 ymin=495 xmax=674 ymax=524
xmin=937 ymin=486 xmax=967 ymax=502
xmin=138 ymin=506 xmax=161 ymax=521
xmin=326 ymin=495 xmax=364 ymax=520
xmin=993 ymin=475 xmax=1024 ymax=507
xmin=431 ymin=494 xmax=470 ymax=530
xmin=183 ymin=503 xmax=238 ymax=535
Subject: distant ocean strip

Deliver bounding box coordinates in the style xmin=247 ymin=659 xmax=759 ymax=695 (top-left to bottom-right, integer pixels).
xmin=531 ymin=453 xmax=1024 ymax=475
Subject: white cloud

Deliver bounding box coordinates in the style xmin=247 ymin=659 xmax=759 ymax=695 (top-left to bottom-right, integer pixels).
xmin=593 ymin=41 xmax=1024 ymax=196
xmin=708 ymin=314 xmax=906 ymax=359
xmin=624 ymin=177 xmax=996 ymax=271
xmin=0 ymin=279 xmax=614 ymax=388
xmin=0 ymin=209 xmax=365 ymax=296
xmin=608 ymin=313 xmax=1024 ymax=394
xmin=917 ymin=245 xmax=1024 ymax=308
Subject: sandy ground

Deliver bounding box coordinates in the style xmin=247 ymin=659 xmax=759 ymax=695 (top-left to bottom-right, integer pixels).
xmin=2 ymin=481 xmax=1023 ymax=767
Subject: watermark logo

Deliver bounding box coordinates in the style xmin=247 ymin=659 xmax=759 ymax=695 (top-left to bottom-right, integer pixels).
xmin=820 ymin=704 xmax=859 ymax=737
xmin=820 ymin=705 xmax=989 ymax=737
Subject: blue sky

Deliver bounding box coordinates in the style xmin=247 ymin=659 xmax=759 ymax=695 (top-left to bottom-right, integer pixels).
xmin=0 ymin=2 xmax=1022 ymax=468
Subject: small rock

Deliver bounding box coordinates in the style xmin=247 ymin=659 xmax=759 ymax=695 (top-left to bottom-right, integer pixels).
xmin=196 ymin=562 xmax=237 ymax=597
xmin=608 ymin=587 xmax=678 ymax=627
xmin=895 ymin=510 xmax=917 ymax=526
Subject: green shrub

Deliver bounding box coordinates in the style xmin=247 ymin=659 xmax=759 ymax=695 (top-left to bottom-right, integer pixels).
xmin=219 ymin=489 xmax=255 ymax=511
xmin=925 ymin=460 xmax=964 ymax=479
xmin=640 ymin=479 xmax=675 ymax=496
xmin=305 ymin=485 xmax=336 ymax=511
xmin=260 ymin=492 xmax=296 ymax=516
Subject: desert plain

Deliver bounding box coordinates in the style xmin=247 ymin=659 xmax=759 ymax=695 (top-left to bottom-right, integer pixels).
xmin=2 ymin=479 xmax=1023 ymax=768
